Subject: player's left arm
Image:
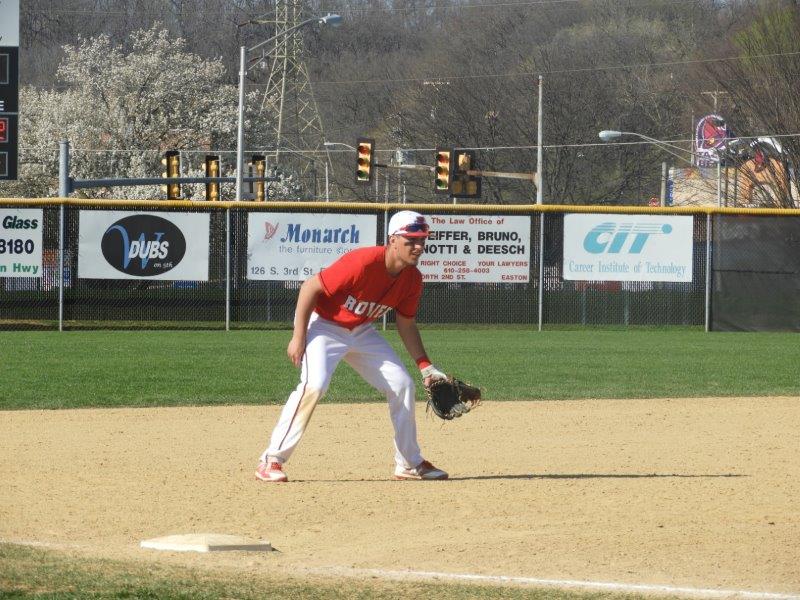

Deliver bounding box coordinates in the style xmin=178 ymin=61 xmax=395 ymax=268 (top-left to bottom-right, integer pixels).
xmin=395 ymin=314 xmax=445 ymax=385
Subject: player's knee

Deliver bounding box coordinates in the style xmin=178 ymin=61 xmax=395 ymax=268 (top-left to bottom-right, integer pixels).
xmin=390 ymin=371 xmax=415 ymax=398
xmin=297 ymin=375 xmax=330 ymax=395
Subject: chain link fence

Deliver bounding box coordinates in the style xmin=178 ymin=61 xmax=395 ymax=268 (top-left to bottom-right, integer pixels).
xmin=2 ymin=199 xmax=797 ymax=331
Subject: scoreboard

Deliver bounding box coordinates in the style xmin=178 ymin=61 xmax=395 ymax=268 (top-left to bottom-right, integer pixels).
xmin=0 ymin=0 xmax=19 ymax=180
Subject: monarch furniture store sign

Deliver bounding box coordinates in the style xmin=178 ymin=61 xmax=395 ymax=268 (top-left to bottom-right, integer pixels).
xmin=247 ymin=212 xmax=377 ymax=281
xmin=0 ymin=208 xmax=42 ymax=277
xmin=563 ymin=213 xmax=693 ymax=282
xmin=419 ymin=215 xmax=531 ymax=283
xmin=78 ymin=211 xmax=210 ymax=280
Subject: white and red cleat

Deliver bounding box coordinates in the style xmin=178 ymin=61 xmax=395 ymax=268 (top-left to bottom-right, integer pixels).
xmin=255 ymin=461 xmax=288 ymax=482
xmin=394 ymin=460 xmax=448 ymax=480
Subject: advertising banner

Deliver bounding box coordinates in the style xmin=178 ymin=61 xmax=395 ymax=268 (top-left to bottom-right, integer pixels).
xmin=419 ymin=215 xmax=530 ymax=283
xmin=247 ymin=213 xmax=377 ymax=281
xmin=695 ymin=113 xmax=732 ymax=167
xmin=563 ymin=214 xmax=693 ymax=282
xmin=78 ymin=211 xmax=210 ymax=280
xmin=0 ymin=208 xmax=42 ymax=277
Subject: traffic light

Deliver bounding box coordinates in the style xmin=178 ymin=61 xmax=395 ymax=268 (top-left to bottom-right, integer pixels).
xmin=160 ymin=150 xmax=181 ymax=200
xmin=356 ymin=138 xmax=375 ymax=183
xmin=251 ymin=154 xmax=267 ymax=201
xmin=204 ymin=155 xmax=220 ymax=201
xmin=451 ymin=149 xmax=481 ymax=198
xmin=434 ymin=148 xmax=452 ymax=194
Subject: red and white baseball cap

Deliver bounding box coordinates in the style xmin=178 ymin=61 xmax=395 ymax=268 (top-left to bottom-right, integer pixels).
xmin=388 ymin=210 xmax=430 ymax=238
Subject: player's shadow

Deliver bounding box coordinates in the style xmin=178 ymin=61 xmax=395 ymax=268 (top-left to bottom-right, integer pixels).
xmin=293 ymin=473 xmax=746 ymax=483
xmin=449 ymin=473 xmax=747 ymax=481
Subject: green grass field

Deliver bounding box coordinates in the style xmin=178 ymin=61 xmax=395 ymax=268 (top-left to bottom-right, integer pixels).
xmin=0 ymin=544 xmax=645 ymax=600
xmin=2 ymin=329 xmax=799 ymax=410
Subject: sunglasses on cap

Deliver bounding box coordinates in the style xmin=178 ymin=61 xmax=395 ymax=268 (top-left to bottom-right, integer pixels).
xmin=396 ymin=222 xmax=430 ymax=234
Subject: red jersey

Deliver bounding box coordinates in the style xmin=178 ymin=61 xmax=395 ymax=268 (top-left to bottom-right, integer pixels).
xmin=316 ymin=246 xmax=423 ymax=329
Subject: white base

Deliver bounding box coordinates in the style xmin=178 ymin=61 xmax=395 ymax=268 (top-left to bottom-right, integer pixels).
xmin=140 ymin=533 xmax=272 ymax=553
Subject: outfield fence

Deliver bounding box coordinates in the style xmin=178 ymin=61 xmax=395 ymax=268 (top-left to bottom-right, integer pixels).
xmin=1 ymin=198 xmax=798 ymax=331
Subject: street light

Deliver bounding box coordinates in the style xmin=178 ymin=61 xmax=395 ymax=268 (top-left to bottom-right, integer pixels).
xmin=236 ymin=13 xmax=342 ymax=201
xmin=322 ymin=141 xmax=359 ymax=201
xmin=323 ymin=141 xmax=356 ymax=151
xmin=599 ymin=129 xmax=724 ymax=206
xmin=598 ymin=130 xmax=695 ymax=165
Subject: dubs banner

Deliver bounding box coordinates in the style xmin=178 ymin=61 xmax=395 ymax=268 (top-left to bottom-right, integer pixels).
xmin=78 ymin=211 xmax=210 ymax=280
xmin=248 ymin=212 xmax=377 ymax=281
xmin=0 ymin=208 xmax=42 ymax=277
xmin=420 ymin=215 xmax=530 ymax=283
xmin=563 ymin=214 xmax=693 ymax=282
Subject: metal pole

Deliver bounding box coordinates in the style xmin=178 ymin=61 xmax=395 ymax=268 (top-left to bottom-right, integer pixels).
xmin=324 ymin=162 xmax=329 ymax=202
xmin=716 ymin=160 xmax=721 ymax=207
xmin=382 ymin=209 xmax=388 ymax=331
xmin=235 ymin=46 xmax=246 ymax=201
xmin=705 ymin=213 xmax=712 ymax=332
xmin=58 ymin=140 xmax=68 ymax=331
xmin=537 ymin=212 xmax=545 ymax=332
xmin=58 ymin=140 xmax=70 ymax=197
xmin=536 ymin=76 xmax=545 ymax=331
xmin=536 ymin=75 xmax=543 ymax=205
xmin=58 ymin=202 xmax=64 ymax=332
xmin=225 ymin=208 xmax=231 ymax=331
xmin=723 ymin=164 xmax=729 ymax=207
xmin=660 ymin=161 xmax=668 ymax=206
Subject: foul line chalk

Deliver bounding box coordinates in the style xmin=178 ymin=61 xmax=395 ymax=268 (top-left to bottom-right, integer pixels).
xmin=305 ymin=566 xmax=800 ymax=600
xmin=3 ymin=539 xmax=797 ymax=600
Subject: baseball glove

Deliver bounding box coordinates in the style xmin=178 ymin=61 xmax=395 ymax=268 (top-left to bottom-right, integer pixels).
xmin=425 ymin=375 xmax=482 ymax=420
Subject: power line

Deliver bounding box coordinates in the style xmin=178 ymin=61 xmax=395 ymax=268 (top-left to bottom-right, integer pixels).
xmin=19 ymin=133 xmax=800 ymax=155
xmin=20 ymin=0 xmax=706 ymax=17
xmin=305 ymin=51 xmax=800 ymax=87
xmin=30 ymin=49 xmax=800 ymax=94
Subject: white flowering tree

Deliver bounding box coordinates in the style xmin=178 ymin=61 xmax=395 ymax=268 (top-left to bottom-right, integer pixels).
xmin=1 ymin=25 xmax=301 ymax=199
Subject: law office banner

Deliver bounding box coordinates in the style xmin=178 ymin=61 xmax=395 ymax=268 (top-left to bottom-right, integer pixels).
xmin=419 ymin=214 xmax=531 ymax=283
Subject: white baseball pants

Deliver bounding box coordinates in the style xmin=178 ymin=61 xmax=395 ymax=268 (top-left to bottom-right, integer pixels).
xmin=261 ymin=314 xmax=423 ymax=469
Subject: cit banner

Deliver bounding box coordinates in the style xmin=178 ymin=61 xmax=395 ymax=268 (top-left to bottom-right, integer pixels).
xmin=563 ymin=214 xmax=693 ymax=282
xmin=247 ymin=212 xmax=377 ymax=281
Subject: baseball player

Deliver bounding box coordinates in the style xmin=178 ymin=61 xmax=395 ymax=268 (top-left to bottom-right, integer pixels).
xmin=255 ymin=210 xmax=449 ymax=482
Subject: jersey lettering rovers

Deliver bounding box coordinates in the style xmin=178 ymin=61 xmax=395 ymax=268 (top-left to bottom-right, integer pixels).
xmin=342 ymin=295 xmax=392 ymax=319
xmin=316 ymin=246 xmax=422 ymax=329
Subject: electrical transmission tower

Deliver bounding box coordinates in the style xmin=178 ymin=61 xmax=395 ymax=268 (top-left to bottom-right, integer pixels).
xmin=254 ymin=0 xmax=328 ymax=170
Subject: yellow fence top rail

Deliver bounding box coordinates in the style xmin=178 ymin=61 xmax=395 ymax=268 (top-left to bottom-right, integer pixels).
xmin=2 ymin=197 xmax=800 ymax=217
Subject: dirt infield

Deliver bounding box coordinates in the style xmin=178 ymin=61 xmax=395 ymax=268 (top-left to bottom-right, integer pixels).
xmin=1 ymin=397 xmax=798 ymax=596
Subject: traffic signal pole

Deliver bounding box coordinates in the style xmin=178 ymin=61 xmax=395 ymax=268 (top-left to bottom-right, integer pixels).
xmin=57 ymin=139 xmax=276 ymax=197
xmin=465 ymin=168 xmax=536 ymax=181
xmin=378 ymin=162 xmax=536 ymax=182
